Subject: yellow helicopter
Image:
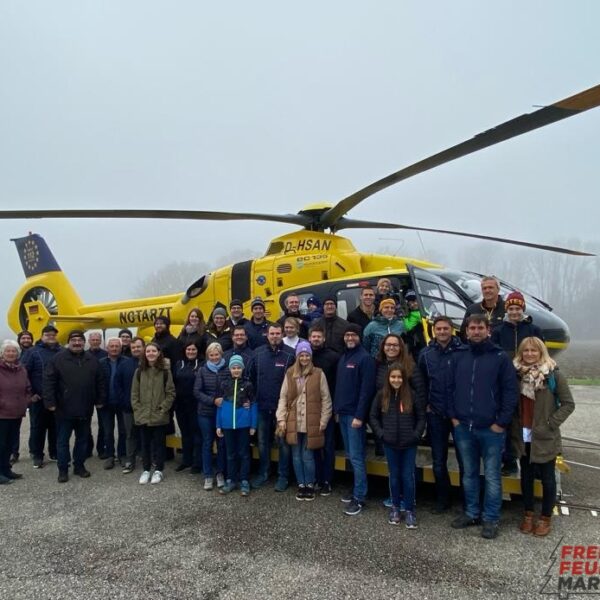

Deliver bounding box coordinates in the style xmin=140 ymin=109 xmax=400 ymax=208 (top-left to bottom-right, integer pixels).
xmin=3 ymin=83 xmax=599 ymax=347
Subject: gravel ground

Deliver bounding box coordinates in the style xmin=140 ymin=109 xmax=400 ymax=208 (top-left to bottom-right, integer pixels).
xmin=1 ymin=388 xmax=599 ymax=600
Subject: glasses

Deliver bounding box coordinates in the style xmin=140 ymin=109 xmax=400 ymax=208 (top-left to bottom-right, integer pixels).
xmin=384 ymin=343 xmax=400 ymax=348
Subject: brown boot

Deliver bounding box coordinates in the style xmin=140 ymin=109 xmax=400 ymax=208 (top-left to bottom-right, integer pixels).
xmin=519 ymin=511 xmax=535 ymax=534
xmin=534 ymin=515 xmax=551 ymax=537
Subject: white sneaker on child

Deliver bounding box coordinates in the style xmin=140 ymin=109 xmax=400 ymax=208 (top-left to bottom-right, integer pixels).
xmin=216 ymin=473 xmax=225 ymax=488
xmin=139 ymin=470 xmax=151 ymax=485
xmin=150 ymin=470 xmax=163 ymax=484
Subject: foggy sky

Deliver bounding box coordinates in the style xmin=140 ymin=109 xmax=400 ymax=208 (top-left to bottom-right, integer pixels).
xmin=1 ymin=1 xmax=599 ymax=337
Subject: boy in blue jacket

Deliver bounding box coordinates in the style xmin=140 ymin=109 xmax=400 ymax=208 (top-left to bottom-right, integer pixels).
xmin=216 ymin=355 xmax=257 ymax=496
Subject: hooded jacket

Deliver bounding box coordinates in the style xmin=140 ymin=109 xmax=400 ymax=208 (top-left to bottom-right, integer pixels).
xmin=447 ymin=339 xmax=518 ymax=429
xmin=333 ymin=345 xmax=376 ymax=422
xmin=43 ymin=349 xmax=106 ymax=419
xmin=216 ymin=374 xmax=257 ymax=430
xmin=0 ymin=361 xmax=31 ymax=419
xmin=131 ymin=364 xmax=175 ymax=426
xmin=417 ymin=336 xmax=467 ymax=416
xmin=362 ymin=311 xmax=422 ymax=358
xmin=490 ymin=316 xmax=544 ymax=359
xmin=247 ymin=343 xmax=295 ymax=411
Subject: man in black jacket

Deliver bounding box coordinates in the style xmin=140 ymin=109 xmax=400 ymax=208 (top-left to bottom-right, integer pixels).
xmin=459 ymin=276 xmax=505 ymax=340
xmin=152 ymin=316 xmax=181 ymax=368
xmin=277 ymin=293 xmax=309 ymax=339
xmin=313 ymin=296 xmax=349 ymax=354
xmin=44 ymin=330 xmax=106 ymax=483
xmin=347 ymin=286 xmax=376 ymax=332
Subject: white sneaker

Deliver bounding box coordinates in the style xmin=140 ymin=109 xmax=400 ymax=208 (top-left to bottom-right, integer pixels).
xmin=216 ymin=473 xmax=225 ymax=488
xmin=204 ymin=477 xmax=214 ymax=491
xmin=150 ymin=470 xmax=163 ymax=484
xmin=139 ymin=470 xmax=151 ymax=484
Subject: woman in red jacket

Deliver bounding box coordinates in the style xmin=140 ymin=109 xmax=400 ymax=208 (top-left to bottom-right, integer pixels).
xmin=0 ymin=340 xmax=31 ymax=484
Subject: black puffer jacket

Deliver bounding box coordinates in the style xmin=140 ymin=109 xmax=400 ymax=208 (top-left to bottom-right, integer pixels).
xmin=369 ymin=387 xmax=426 ymax=449
xmin=193 ymin=363 xmax=226 ymax=417
xmin=375 ymin=360 xmax=426 ymax=407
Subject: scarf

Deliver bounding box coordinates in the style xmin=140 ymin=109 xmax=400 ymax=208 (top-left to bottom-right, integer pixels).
xmin=513 ymin=357 xmax=556 ymax=400
xmin=206 ymin=358 xmax=225 ymax=373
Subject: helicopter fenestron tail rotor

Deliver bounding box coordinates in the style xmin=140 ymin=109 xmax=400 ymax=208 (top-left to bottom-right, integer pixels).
xmin=1 ymin=83 xmax=599 ymax=256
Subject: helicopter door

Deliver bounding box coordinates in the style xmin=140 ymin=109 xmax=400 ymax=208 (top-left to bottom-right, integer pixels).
xmin=406 ymin=264 xmax=469 ymax=336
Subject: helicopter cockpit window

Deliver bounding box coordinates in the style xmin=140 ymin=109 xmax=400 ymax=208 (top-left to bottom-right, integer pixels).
xmin=412 ymin=273 xmax=467 ymax=329
xmin=182 ymin=274 xmax=210 ymax=305
xmin=266 ymin=242 xmax=284 ymax=256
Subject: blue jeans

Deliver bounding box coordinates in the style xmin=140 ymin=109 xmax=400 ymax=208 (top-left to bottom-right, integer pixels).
xmin=198 ymin=414 xmax=226 ymax=478
xmin=384 ymin=444 xmax=417 ymax=511
xmin=257 ymin=409 xmax=290 ymax=481
xmin=99 ymin=406 xmax=126 ymax=459
xmin=223 ymin=428 xmax=251 ymax=483
xmin=56 ymin=417 xmax=90 ymax=472
xmin=315 ymin=419 xmax=336 ymax=486
xmin=453 ymin=424 xmax=505 ymax=523
xmin=338 ymin=414 xmax=368 ymax=502
xmin=291 ymin=433 xmax=316 ymax=486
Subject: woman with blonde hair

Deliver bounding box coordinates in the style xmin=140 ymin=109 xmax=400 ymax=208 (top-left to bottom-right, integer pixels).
xmin=512 ymin=336 xmax=575 ymax=537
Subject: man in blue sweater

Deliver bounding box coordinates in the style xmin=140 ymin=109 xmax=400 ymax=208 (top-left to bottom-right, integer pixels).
xmin=334 ymin=323 xmax=376 ymax=516
xmin=447 ymin=315 xmax=518 ymax=539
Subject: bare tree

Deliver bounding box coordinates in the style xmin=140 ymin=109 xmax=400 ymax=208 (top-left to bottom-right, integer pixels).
xmin=134 ymin=261 xmax=210 ymax=297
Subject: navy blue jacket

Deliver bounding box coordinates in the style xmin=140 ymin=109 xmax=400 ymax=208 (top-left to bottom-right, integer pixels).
xmin=22 ymin=341 xmax=62 ymax=397
xmin=193 ymin=363 xmax=226 ymax=418
xmin=447 ymin=339 xmax=518 ymax=429
xmin=333 ymin=345 xmax=376 ymax=422
xmin=417 ymin=336 xmax=467 ymax=416
xmin=247 ymin=343 xmax=295 ymax=411
xmin=244 ymin=319 xmax=272 ymax=350
xmin=490 ymin=316 xmax=544 ymax=358
xmin=114 ymin=356 xmax=140 ymax=412
xmin=223 ymin=344 xmax=254 ymax=368
xmin=100 ymin=355 xmax=130 ymax=407
xmin=174 ymin=358 xmax=201 ymax=409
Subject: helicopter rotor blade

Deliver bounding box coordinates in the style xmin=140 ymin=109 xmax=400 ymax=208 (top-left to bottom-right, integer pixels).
xmin=335 ymin=218 xmax=594 ymax=256
xmin=320 ymin=84 xmax=600 ymax=229
xmin=0 ymin=208 xmax=311 ymax=227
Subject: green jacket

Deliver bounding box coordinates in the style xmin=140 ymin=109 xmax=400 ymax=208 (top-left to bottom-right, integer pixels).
xmin=131 ymin=365 xmax=175 ymax=426
xmin=510 ymin=369 xmax=575 ymax=464
xmin=362 ymin=311 xmax=422 ymax=357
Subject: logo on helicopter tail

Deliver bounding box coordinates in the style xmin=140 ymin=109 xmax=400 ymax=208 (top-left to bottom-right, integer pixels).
xmin=283 ymin=239 xmax=331 ymax=255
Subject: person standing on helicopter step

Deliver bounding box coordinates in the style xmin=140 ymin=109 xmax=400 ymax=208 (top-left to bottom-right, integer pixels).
xmin=227 ymin=300 xmax=249 ymax=329
xmin=177 ymin=308 xmax=207 ymax=357
xmin=362 ymin=298 xmax=422 ymax=358
xmin=313 ymin=296 xmax=348 ymax=354
xmin=459 ymin=276 xmax=505 ymax=341
xmin=277 ymin=293 xmax=309 ymax=339
xmin=24 ymin=325 xmax=61 ymax=468
xmin=347 ymin=286 xmax=377 ymax=332
xmin=417 ymin=316 xmax=467 ymax=514
xmin=491 ymin=291 xmax=544 ymax=476
xmin=374 ymin=278 xmax=401 ymax=315
xmin=204 ymin=307 xmax=233 ymax=354
xmin=401 ymin=290 xmax=426 ymax=362
xmin=118 ymin=329 xmax=133 ymax=358
xmin=245 ymin=297 xmax=273 ymax=350
xmin=305 ymin=296 xmax=323 ymax=324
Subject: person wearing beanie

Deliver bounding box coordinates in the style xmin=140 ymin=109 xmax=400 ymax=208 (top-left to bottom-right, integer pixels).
xmin=227 ymin=300 xmax=248 ymax=329
xmin=245 ymin=297 xmax=273 ymax=350
xmin=152 ymin=316 xmax=181 ymax=368
xmin=276 ymin=340 xmax=332 ymax=501
xmin=215 ymin=354 xmax=256 ymax=496
xmin=362 ymin=297 xmax=422 ymax=358
xmin=204 ymin=306 xmax=233 ymax=354
xmin=305 ymin=295 xmax=324 ymax=323
xmin=312 ymin=297 xmax=349 ymax=354
xmin=17 ymin=331 xmax=33 ymax=352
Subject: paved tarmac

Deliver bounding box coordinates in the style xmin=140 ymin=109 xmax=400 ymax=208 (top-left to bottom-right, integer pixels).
xmin=1 ymin=386 xmax=599 ymax=600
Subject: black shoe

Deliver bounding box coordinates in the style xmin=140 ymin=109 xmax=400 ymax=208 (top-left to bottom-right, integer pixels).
xmin=9 ymin=453 xmax=19 ymax=465
xmin=48 ymin=455 xmax=57 ymax=462
xmin=190 ymin=466 xmax=202 ymax=474
xmin=344 ymin=499 xmax=365 ymax=516
xmin=6 ymin=471 xmax=23 ymax=480
xmin=451 ymin=514 xmax=481 ymax=529
xmin=175 ymin=464 xmax=191 ymax=473
xmin=430 ymin=503 xmax=451 ymax=515
xmin=304 ymin=485 xmax=315 ymax=502
xmin=99 ymin=454 xmax=110 ymax=461
xmin=103 ymin=458 xmax=115 ymax=470
xmin=481 ymin=521 xmax=499 ymax=539
xmin=33 ymin=457 xmax=44 ymax=469
xmin=319 ymin=482 xmax=332 ymax=497
xmin=296 ymin=485 xmax=306 ymax=501
xmin=58 ymin=471 xmax=69 ymax=483
xmin=74 ymin=466 xmax=91 ymax=478
xmin=501 ymin=461 xmax=519 ymax=476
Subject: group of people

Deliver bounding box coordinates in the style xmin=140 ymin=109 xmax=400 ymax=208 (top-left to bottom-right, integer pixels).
xmin=0 ymin=276 xmax=574 ymax=540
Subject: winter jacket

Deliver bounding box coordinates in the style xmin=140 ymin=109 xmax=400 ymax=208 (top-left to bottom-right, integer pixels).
xmin=276 ymin=366 xmax=332 ymax=449
xmin=510 ymin=368 xmax=575 ymax=464
xmin=100 ymin=355 xmax=130 ymax=407
xmin=0 ymin=361 xmax=31 ymax=419
xmin=370 ymin=387 xmax=426 ymax=449
xmin=114 ymin=357 xmax=140 ymax=413
xmin=277 ymin=311 xmax=309 ymax=339
xmin=459 ymin=296 xmax=505 ymax=340
xmin=311 ymin=346 xmax=340 ymax=398
xmin=177 ymin=329 xmax=206 ymax=358
xmin=417 ymin=336 xmax=467 ymax=416
xmin=21 ymin=341 xmax=61 ymax=397
xmin=89 ymin=348 xmax=108 ymax=360
xmin=223 ymin=345 xmax=254 ymax=368
xmin=312 ymin=315 xmax=349 ymax=354
xmin=174 ymin=358 xmax=201 ymax=409
xmin=333 ymin=345 xmax=376 ymax=422
xmin=131 ymin=365 xmax=175 ymax=426
xmin=362 ymin=312 xmax=422 ymax=358
xmin=43 ymin=350 xmax=106 ymax=419
xmin=347 ymin=305 xmax=374 ymax=332
xmin=152 ymin=331 xmax=182 ymax=367
xmin=244 ymin=319 xmax=272 ymax=350
xmin=193 ymin=362 xmax=227 ymax=418
xmin=376 ymin=360 xmax=426 ymax=410
xmin=447 ymin=339 xmax=518 ymax=429
xmin=247 ymin=343 xmax=295 ymax=411
xmin=491 ymin=316 xmax=544 ymax=359
xmin=203 ymin=326 xmax=233 ymax=354
xmin=216 ymin=374 xmax=257 ymax=430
